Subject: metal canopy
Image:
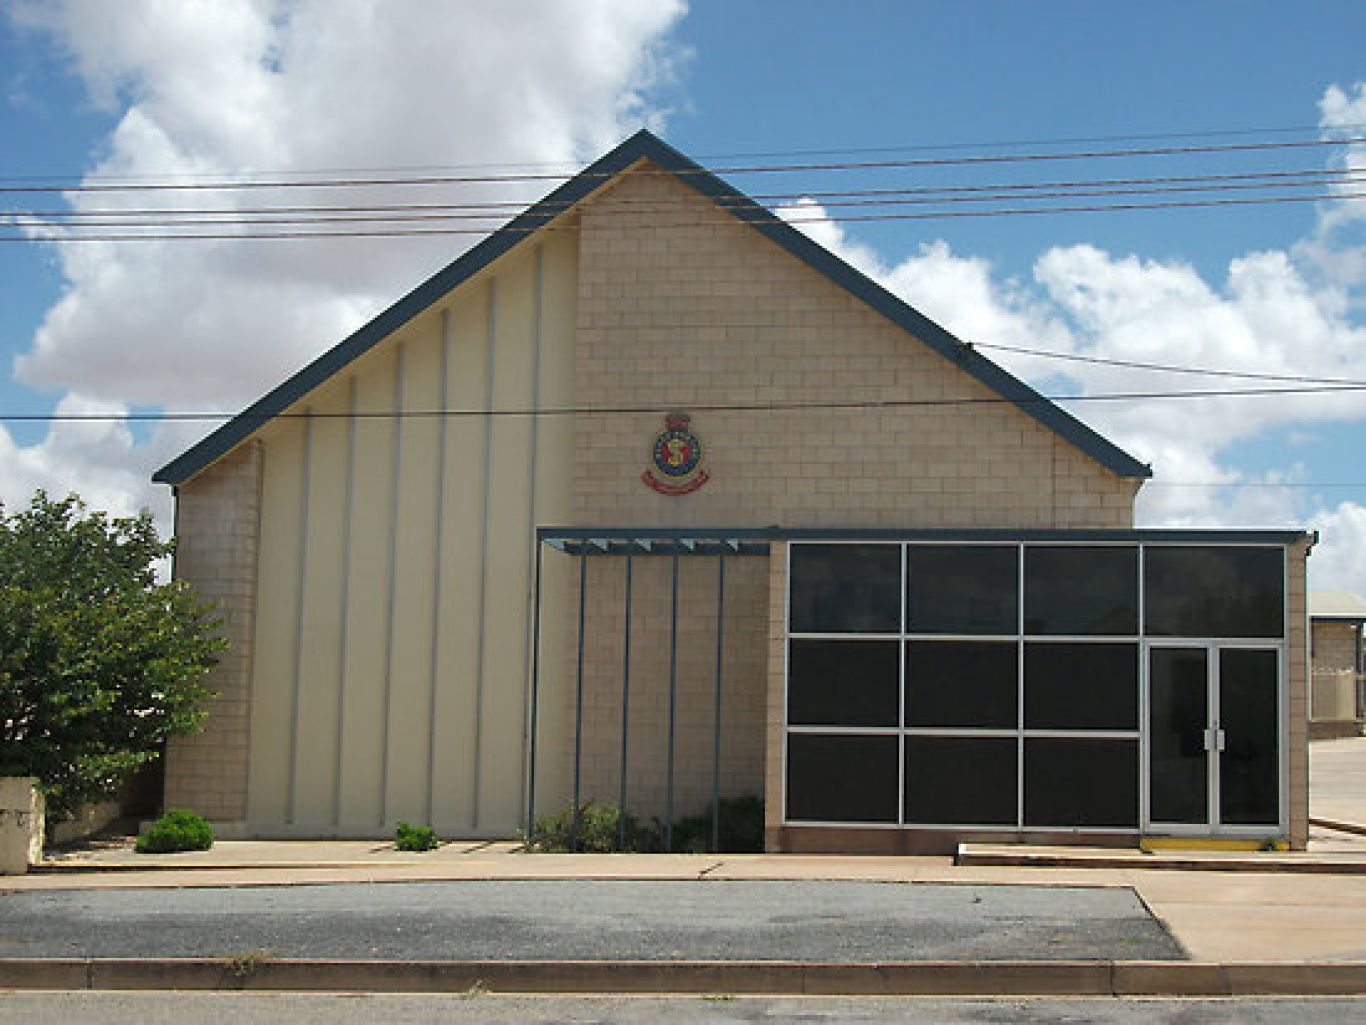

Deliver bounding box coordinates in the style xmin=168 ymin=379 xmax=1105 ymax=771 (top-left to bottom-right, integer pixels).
xmin=526 ymin=529 xmax=771 ymax=854
xmin=544 ymin=537 xmax=770 ymax=557
xmin=537 ymin=524 xmax=1312 ymax=546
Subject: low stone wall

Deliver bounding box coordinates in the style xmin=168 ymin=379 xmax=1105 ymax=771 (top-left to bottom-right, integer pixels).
xmin=0 ymin=778 xmax=44 ymax=875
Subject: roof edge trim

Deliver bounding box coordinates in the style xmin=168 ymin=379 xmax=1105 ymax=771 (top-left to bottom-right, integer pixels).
xmin=155 ymin=128 xmax=1151 ymax=485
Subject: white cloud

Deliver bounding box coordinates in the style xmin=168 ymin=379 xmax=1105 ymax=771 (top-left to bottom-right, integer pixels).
xmin=0 ymin=395 xmax=156 ymax=520
xmin=781 ymin=89 xmax=1366 ymax=596
xmin=2 ymin=0 xmax=687 ymax=518
xmin=1310 ymin=502 xmax=1366 ymax=597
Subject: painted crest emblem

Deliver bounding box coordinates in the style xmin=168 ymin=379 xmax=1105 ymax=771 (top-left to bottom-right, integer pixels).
xmin=642 ymin=412 xmax=710 ymax=496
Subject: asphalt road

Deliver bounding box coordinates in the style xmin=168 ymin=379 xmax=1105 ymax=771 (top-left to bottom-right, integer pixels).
xmin=1 ymin=993 xmax=1364 ymax=1024
xmin=0 ymin=879 xmax=1183 ymax=962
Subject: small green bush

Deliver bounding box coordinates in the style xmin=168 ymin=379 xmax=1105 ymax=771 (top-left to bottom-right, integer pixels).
xmin=395 ymin=820 xmax=439 ymax=852
xmin=135 ymin=808 xmax=214 ymax=853
xmin=525 ymin=800 xmax=656 ymax=853
xmin=525 ymin=796 xmax=765 ymax=853
xmin=665 ymin=795 xmax=765 ymax=854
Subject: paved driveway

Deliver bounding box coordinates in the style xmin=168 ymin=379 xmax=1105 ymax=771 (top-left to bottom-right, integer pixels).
xmin=1311 ymin=736 xmax=1366 ymax=830
xmin=0 ymin=879 xmax=1182 ymax=962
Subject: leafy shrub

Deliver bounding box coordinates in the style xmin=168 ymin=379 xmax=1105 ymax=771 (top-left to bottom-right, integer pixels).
xmin=0 ymin=492 xmax=225 ymax=825
xmin=525 ymin=795 xmax=765 ymax=853
xmin=395 ymin=820 xmax=439 ymax=852
xmin=135 ymin=808 xmax=213 ymax=853
xmin=525 ymin=800 xmax=656 ymax=853
xmin=664 ymin=795 xmax=765 ymax=853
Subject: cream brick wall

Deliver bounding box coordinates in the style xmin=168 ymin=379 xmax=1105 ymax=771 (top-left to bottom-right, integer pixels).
xmin=1288 ymin=538 xmax=1310 ymax=849
xmin=553 ymin=165 xmax=1141 ymax=829
xmin=1311 ymin=620 xmax=1361 ymax=723
xmin=764 ymin=541 xmax=788 ymax=851
xmin=571 ymin=166 xmax=1140 ymax=533
xmin=559 ymin=553 xmax=768 ymax=828
xmin=164 ymin=442 xmax=263 ymax=824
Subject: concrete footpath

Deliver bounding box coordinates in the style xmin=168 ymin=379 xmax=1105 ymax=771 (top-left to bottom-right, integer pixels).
xmin=7 ymin=841 xmax=1366 ymax=995
xmin=3 ymin=738 xmax=1366 ymax=997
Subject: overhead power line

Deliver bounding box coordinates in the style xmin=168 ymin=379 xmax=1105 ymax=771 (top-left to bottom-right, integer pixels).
xmin=974 ymin=342 xmax=1366 ymax=387
xmin=5 ymin=381 xmax=1366 ymax=425
xmin=0 ymin=136 xmax=1361 ymax=195
xmin=7 ymin=168 xmax=1364 ymax=228
xmin=8 ymin=122 xmax=1365 ymax=184
xmin=6 ymin=189 xmax=1364 ymax=241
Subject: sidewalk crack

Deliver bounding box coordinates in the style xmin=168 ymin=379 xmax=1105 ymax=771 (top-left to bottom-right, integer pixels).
xmin=697 ymin=860 xmax=724 ymax=879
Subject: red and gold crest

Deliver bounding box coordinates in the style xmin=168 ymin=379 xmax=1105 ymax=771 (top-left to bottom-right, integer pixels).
xmin=641 ymin=412 xmax=710 ymax=496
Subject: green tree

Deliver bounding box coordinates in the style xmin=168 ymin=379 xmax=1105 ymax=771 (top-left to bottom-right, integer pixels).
xmin=0 ymin=492 xmax=225 ymax=822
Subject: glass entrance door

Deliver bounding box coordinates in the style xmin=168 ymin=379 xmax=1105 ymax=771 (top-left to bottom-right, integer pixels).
xmin=1146 ymin=645 xmax=1281 ymax=832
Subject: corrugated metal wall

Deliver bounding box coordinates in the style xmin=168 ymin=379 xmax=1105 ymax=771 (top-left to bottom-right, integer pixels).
xmin=246 ymin=233 xmax=577 ymax=836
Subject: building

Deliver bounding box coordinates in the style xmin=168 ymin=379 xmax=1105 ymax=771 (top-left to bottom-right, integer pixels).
xmin=1310 ymin=590 xmax=1366 ymax=739
xmin=154 ymin=130 xmax=1312 ymax=852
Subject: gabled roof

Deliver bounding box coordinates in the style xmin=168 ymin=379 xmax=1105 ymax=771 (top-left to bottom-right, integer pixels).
xmin=155 ymin=129 xmax=1151 ymax=485
xmin=1310 ymin=590 xmax=1366 ymax=621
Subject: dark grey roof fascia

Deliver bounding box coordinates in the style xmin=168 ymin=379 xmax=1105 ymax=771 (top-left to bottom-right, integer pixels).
xmin=154 ymin=133 xmax=664 ymax=484
xmin=156 ymin=129 xmax=1150 ymax=485
xmin=538 ymin=525 xmax=1313 ymax=546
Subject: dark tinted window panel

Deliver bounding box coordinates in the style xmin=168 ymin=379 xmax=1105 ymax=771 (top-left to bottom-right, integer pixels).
xmin=1219 ymin=648 xmax=1280 ymax=826
xmin=905 ymin=641 xmax=1017 ymax=729
xmin=1024 ymin=739 xmax=1138 ymax=827
xmin=786 ymin=734 xmax=899 ymax=824
xmin=1024 ymin=643 xmax=1138 ymax=730
xmin=904 ymin=737 xmax=1017 ymax=825
xmin=790 ymin=544 xmax=901 ymax=634
xmin=1024 ymin=546 xmax=1138 ymax=635
xmin=906 ymin=545 xmax=1018 ymax=635
xmin=1144 ymin=547 xmax=1284 ymax=638
xmin=1148 ymin=647 xmax=1210 ymax=824
xmin=788 ymin=640 xmax=900 ymax=728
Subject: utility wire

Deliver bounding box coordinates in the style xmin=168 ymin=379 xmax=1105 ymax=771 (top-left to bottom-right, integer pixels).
xmin=4 ymin=381 xmax=1366 ymax=424
xmin=7 ymin=122 xmax=1364 ymax=185
xmin=974 ymin=342 xmax=1366 ymax=387
xmin=8 ymin=170 xmax=1364 ymax=229
xmin=7 ymin=167 xmax=1362 ymax=221
xmin=7 ymin=189 xmax=1365 ymax=241
xmin=0 ymin=136 xmax=1361 ymax=194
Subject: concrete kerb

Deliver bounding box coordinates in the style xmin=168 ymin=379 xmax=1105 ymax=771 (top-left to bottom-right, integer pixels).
xmin=4 ymin=958 xmax=1366 ymax=997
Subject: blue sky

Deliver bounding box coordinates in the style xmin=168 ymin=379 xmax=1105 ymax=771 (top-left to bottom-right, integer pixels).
xmin=1 ymin=1 xmax=1364 ymax=591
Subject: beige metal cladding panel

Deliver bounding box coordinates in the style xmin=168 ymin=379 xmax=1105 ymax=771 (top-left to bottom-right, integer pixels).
xmin=248 ymin=414 xmax=309 ymax=827
xmin=244 ymin=238 xmax=576 ymax=836
xmin=335 ymin=351 xmax=400 ymax=827
xmin=571 ymin=167 xmax=1137 ymax=530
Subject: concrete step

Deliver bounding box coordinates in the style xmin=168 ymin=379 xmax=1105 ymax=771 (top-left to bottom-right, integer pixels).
xmin=956 ymin=842 xmax=1366 ymax=874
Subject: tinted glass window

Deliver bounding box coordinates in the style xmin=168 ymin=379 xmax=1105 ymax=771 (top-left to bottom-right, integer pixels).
xmin=1024 ymin=738 xmax=1138 ymax=827
xmin=906 ymin=546 xmax=1017 ymax=635
xmin=786 ymin=734 xmax=899 ymax=823
xmin=1144 ymin=547 xmax=1284 ymax=638
xmin=1024 ymin=642 xmax=1138 ymax=730
xmin=1219 ymin=648 xmax=1280 ymax=826
xmin=790 ymin=544 xmax=901 ymax=634
xmin=1148 ymin=647 xmax=1210 ymax=824
xmin=1024 ymin=546 xmax=1137 ymax=635
xmin=905 ymin=641 xmax=1017 ymax=729
xmin=788 ymin=640 xmax=900 ymax=728
xmin=904 ymin=737 xmax=1017 ymax=825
